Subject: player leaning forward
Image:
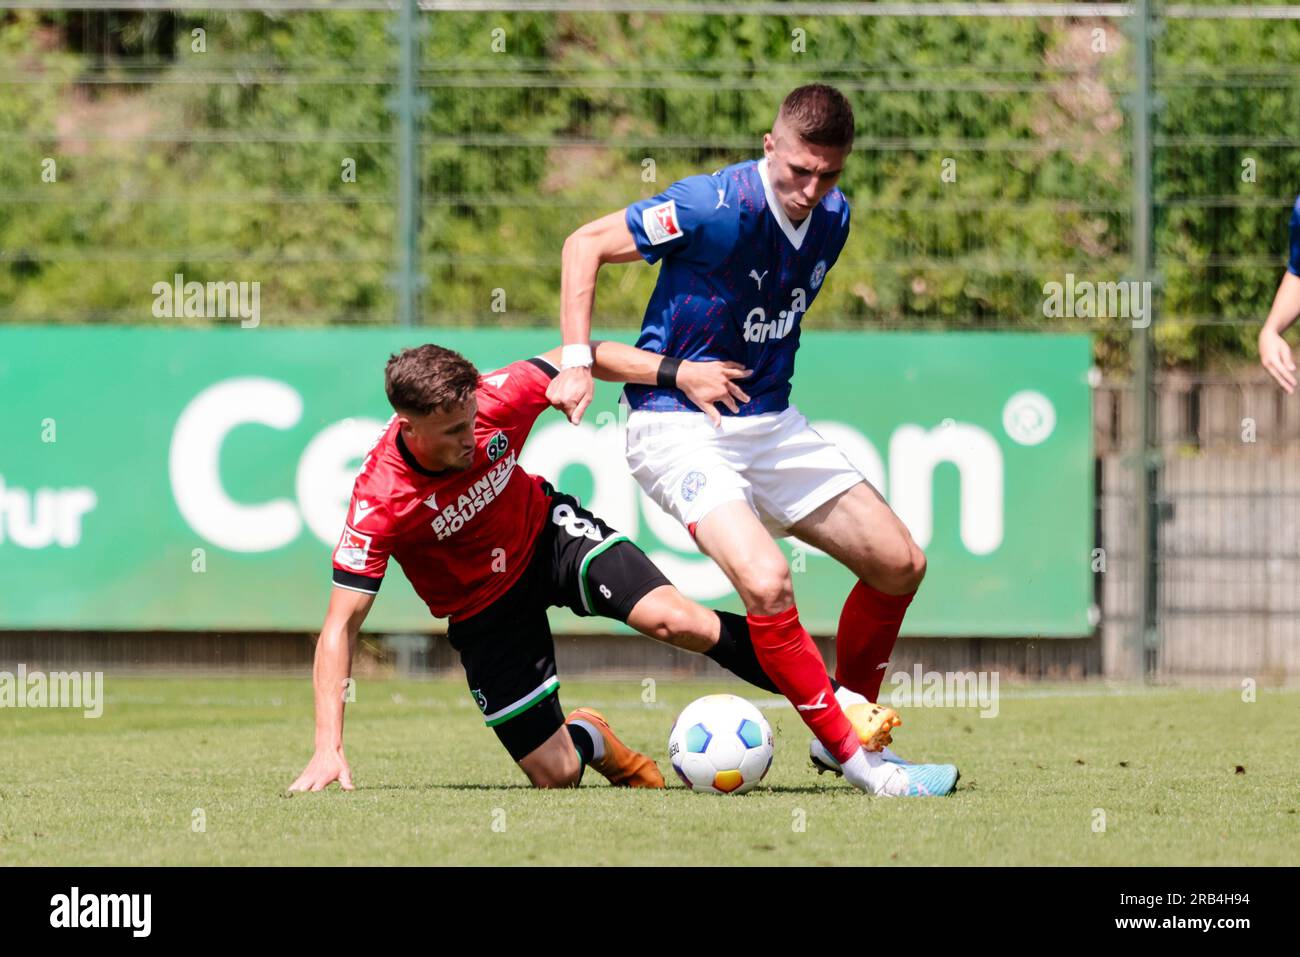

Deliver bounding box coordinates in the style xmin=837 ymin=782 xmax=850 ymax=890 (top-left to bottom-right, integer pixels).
xmin=288 ymin=340 xmax=900 ymax=793
xmin=550 ymin=83 xmax=959 ymax=796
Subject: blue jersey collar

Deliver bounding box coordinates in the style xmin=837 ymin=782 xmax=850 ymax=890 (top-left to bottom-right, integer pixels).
xmin=757 ymin=157 xmax=813 ymax=251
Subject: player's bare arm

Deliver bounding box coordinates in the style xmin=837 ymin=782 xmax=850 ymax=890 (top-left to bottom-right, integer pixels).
xmin=287 ymin=585 xmax=375 ymax=793
xmin=1259 ymin=270 xmax=1300 ymax=393
xmin=540 ymin=339 xmax=752 ymax=426
xmin=550 ymin=210 xmax=644 ymax=424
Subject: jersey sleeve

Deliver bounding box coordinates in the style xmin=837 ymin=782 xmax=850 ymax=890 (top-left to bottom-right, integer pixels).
xmin=625 ymin=173 xmax=740 ymax=268
xmin=475 ymin=356 xmax=558 ymax=439
xmin=331 ymin=495 xmax=395 ymax=595
xmin=1288 ymin=194 xmax=1300 ymax=276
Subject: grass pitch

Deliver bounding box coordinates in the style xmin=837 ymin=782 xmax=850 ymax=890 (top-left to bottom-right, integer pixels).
xmin=2 ymin=676 xmax=1296 ymax=866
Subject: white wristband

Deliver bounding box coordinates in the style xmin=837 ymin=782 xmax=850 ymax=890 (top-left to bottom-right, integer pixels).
xmin=561 ymin=343 xmax=593 ymax=369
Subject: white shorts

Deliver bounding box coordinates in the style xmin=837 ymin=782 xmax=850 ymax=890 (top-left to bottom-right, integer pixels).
xmin=623 ymin=402 xmax=866 ymax=538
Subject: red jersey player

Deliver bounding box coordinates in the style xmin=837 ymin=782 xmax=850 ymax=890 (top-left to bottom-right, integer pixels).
xmin=287 ymin=339 xmax=892 ymax=792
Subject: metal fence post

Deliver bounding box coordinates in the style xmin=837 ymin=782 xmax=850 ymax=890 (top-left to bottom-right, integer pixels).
xmin=1129 ymin=0 xmax=1162 ymax=680
xmin=390 ymin=0 xmax=427 ymax=329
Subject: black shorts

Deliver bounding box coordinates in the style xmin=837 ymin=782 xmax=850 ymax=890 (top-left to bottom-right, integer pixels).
xmin=444 ymin=483 xmax=672 ymax=762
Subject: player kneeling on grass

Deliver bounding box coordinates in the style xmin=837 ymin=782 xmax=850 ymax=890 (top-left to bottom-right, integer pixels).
xmin=287 ymin=340 xmax=917 ymax=794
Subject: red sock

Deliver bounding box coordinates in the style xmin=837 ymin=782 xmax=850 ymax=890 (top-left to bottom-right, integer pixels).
xmin=834 ymin=580 xmax=916 ymax=701
xmin=747 ymin=604 xmax=860 ymax=764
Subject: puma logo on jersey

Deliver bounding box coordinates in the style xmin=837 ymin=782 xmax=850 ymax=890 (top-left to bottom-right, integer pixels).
xmin=749 ymin=269 xmax=768 ymax=289
xmin=715 ymin=188 xmax=730 ymax=210
xmin=796 ymin=691 xmax=829 ymax=712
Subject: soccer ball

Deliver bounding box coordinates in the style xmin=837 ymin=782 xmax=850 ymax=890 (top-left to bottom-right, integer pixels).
xmin=667 ymin=694 xmax=774 ymax=794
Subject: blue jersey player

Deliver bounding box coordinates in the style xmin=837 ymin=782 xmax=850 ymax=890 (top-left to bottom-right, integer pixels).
xmin=549 ymin=84 xmax=958 ymax=797
xmin=1259 ymin=193 xmax=1300 ymax=394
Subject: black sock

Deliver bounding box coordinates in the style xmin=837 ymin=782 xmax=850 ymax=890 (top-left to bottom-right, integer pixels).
xmin=566 ymin=722 xmax=596 ymax=766
xmin=707 ymin=611 xmax=843 ymax=697
xmin=706 ymin=611 xmax=781 ymax=693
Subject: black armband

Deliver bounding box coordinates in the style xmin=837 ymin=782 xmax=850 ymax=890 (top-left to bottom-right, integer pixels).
xmin=656 ymin=355 xmax=683 ymax=389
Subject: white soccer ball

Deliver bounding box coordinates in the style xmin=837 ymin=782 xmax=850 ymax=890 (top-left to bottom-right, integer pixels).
xmin=667 ymin=693 xmax=774 ymax=795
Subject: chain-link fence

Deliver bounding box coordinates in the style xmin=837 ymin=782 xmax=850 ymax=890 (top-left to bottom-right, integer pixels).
xmin=2 ymin=1 xmax=1298 ymax=681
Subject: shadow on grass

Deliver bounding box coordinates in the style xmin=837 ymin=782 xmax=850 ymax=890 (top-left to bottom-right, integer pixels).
xmin=288 ymin=783 xmax=849 ymax=795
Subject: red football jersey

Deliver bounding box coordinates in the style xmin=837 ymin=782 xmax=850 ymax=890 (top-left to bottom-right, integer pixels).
xmin=331 ymin=355 xmax=561 ymax=621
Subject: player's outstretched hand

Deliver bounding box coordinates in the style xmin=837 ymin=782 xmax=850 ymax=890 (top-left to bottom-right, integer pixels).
xmin=678 ymin=360 xmax=752 ymax=427
xmin=548 ymin=365 xmax=595 ymax=424
xmin=1259 ymin=328 xmax=1297 ymax=394
xmin=288 ymin=746 xmax=354 ymax=793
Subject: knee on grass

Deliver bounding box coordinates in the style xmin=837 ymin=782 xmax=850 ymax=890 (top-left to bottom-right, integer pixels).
xmin=522 ymin=750 xmax=583 ymax=789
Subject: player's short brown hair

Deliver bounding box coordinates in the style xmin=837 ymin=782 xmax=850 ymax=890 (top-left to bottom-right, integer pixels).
xmin=777 ymin=84 xmax=855 ymax=150
xmin=385 ymin=343 xmax=480 ymax=416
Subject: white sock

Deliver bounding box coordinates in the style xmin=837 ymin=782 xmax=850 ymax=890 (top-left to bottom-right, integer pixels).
xmin=841 ymin=747 xmax=906 ymax=795
xmin=834 ymin=684 xmax=869 ymax=708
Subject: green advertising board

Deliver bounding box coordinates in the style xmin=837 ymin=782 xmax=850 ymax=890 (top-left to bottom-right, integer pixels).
xmin=0 ymin=327 xmax=1094 ymax=636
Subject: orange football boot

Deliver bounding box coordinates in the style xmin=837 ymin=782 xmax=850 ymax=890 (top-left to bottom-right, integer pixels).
xmin=844 ymin=701 xmax=902 ymax=752
xmin=566 ymin=707 xmax=665 ymax=788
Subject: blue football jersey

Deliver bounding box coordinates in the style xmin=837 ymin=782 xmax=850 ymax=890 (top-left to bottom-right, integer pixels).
xmin=1288 ymin=193 xmax=1300 ymax=276
xmin=622 ymin=158 xmax=850 ymax=415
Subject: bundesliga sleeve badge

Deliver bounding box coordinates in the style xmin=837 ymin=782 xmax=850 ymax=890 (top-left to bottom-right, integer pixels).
xmin=642 ymin=199 xmax=682 ymax=245
xmin=335 ymin=526 xmax=372 ymax=571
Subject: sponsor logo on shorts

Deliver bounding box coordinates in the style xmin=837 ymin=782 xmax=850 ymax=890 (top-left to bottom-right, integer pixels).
xmin=680 ymin=470 xmax=707 ymax=502
xmin=642 ymin=199 xmax=682 ymax=245
xmin=810 ymin=259 xmax=827 ymax=290
xmin=487 ymin=430 xmax=509 ymax=462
